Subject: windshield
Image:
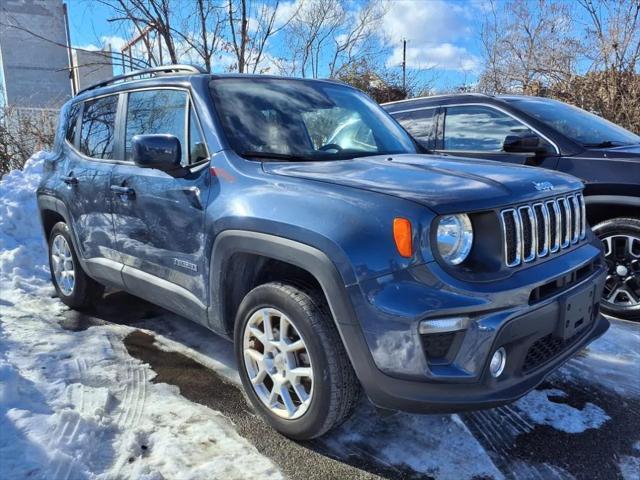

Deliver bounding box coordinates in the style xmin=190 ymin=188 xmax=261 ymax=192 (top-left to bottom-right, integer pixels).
xmin=506 ymin=97 xmax=640 ymax=147
xmin=209 ymin=78 xmax=417 ymax=160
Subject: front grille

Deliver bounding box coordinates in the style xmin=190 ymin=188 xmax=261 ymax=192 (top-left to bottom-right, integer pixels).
xmin=522 ymin=326 xmax=588 ymax=373
xmin=500 ymin=193 xmax=586 ymax=267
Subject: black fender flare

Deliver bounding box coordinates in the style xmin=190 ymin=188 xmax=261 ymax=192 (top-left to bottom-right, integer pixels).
xmin=207 ymin=229 xmax=381 ymax=391
xmin=36 ymin=194 xmax=79 ymax=250
xmin=208 ymin=230 xmax=358 ymax=332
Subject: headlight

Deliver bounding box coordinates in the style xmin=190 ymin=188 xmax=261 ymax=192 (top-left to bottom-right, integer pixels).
xmin=436 ymin=214 xmax=473 ymax=265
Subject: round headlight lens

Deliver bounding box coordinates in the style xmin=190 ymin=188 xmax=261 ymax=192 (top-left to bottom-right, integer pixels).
xmin=436 ymin=214 xmax=473 ymax=265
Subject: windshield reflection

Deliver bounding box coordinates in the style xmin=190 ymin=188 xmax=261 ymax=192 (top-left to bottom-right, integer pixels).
xmin=209 ymin=78 xmax=417 ymax=161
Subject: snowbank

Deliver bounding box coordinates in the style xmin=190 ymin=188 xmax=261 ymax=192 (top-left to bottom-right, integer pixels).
xmin=0 ymin=153 xmax=283 ymax=479
xmin=0 ymin=151 xmax=51 ymax=286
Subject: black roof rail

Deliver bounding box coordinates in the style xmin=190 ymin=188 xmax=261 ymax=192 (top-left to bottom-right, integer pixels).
xmin=76 ymin=64 xmax=207 ymax=96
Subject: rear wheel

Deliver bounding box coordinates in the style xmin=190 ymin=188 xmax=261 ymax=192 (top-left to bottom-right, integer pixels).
xmin=234 ymin=282 xmax=360 ymax=439
xmin=593 ymin=218 xmax=640 ymax=321
xmin=48 ymin=222 xmax=104 ymax=309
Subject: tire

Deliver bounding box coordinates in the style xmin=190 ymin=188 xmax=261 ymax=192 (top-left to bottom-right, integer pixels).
xmin=234 ymin=282 xmax=360 ymax=439
xmin=48 ymin=222 xmax=104 ymax=309
xmin=592 ymin=217 xmax=640 ymax=321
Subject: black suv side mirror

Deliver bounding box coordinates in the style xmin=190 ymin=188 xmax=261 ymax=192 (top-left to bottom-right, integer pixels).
xmin=503 ymin=133 xmax=548 ymax=155
xmin=132 ymin=134 xmax=182 ymax=172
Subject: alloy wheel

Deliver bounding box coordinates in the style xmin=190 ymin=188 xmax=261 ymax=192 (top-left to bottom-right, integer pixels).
xmin=602 ymin=234 xmax=640 ymax=308
xmin=242 ymin=307 xmax=314 ymax=420
xmin=51 ymin=234 xmax=75 ymax=296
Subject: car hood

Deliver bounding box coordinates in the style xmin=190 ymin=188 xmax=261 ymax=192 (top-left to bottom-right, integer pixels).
xmin=263 ymin=153 xmax=583 ymax=214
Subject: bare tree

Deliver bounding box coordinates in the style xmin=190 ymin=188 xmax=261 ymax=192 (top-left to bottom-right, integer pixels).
xmin=478 ymin=0 xmax=581 ymax=94
xmin=0 ymin=107 xmax=58 ymax=175
xmin=226 ymin=0 xmax=298 ymax=73
xmin=278 ymin=0 xmax=386 ymax=79
xmin=175 ymin=0 xmax=226 ymax=72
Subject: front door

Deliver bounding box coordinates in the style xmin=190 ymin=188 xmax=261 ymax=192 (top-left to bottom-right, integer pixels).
xmin=109 ymin=88 xmax=210 ymax=318
xmin=437 ymin=105 xmax=559 ymax=169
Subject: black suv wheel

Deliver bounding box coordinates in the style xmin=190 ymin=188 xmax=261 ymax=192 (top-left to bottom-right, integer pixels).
xmin=48 ymin=222 xmax=104 ymax=309
xmin=234 ymin=282 xmax=360 ymax=440
xmin=593 ymin=218 xmax=640 ymax=321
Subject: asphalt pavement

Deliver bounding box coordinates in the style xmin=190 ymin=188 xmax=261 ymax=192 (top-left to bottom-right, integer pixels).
xmin=61 ymin=291 xmax=640 ymax=480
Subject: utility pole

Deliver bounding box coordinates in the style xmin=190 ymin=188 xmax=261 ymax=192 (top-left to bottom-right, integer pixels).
xmin=402 ymin=38 xmax=407 ymax=94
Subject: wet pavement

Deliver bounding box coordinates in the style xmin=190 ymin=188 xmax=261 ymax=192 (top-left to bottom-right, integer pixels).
xmin=62 ymin=291 xmax=640 ymax=480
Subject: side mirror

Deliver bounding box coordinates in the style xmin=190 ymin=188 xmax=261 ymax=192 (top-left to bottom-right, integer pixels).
xmin=503 ymin=133 xmax=548 ymax=154
xmin=132 ymin=134 xmax=182 ymax=172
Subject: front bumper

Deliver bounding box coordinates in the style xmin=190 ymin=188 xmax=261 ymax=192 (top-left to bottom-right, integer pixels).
xmin=340 ymin=242 xmax=609 ymax=413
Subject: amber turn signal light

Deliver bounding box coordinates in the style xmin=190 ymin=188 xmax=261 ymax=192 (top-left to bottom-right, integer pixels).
xmin=393 ymin=217 xmax=413 ymax=258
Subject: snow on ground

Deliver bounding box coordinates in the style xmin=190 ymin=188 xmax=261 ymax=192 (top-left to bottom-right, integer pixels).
xmin=1 ymin=152 xmax=639 ymax=480
xmin=0 ymin=153 xmax=283 ymax=480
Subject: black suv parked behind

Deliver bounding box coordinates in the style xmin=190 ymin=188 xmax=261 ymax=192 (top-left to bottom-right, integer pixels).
xmin=384 ymin=95 xmax=640 ymax=320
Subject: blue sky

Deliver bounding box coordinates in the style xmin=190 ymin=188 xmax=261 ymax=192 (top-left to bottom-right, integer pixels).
xmin=66 ymin=0 xmax=499 ymax=90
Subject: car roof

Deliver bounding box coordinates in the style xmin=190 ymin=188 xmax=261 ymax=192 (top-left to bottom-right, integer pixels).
xmin=382 ymin=93 xmax=561 ymax=113
xmin=72 ymin=65 xmax=350 ymax=104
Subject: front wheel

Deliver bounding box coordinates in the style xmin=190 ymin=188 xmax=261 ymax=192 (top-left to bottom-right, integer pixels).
xmin=593 ymin=218 xmax=640 ymax=321
xmin=234 ymin=282 xmax=360 ymax=439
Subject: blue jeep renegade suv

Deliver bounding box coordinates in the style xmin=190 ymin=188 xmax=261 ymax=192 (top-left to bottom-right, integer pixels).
xmin=37 ymin=65 xmax=609 ymax=439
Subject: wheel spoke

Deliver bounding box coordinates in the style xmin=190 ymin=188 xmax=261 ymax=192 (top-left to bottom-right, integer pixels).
xmin=291 ymin=382 xmax=309 ymax=403
xmin=262 ymin=311 xmax=274 ymax=341
xmin=267 ymin=384 xmax=279 ymax=406
xmin=289 ymin=367 xmax=312 ymax=379
xmin=251 ymin=369 xmax=267 ymax=386
xmin=279 ymin=385 xmax=296 ymax=416
xmin=248 ymin=326 xmax=264 ymax=342
xmin=283 ymin=339 xmax=305 ymax=352
xmin=279 ymin=315 xmax=289 ymax=342
xmin=245 ymin=348 xmax=264 ymax=366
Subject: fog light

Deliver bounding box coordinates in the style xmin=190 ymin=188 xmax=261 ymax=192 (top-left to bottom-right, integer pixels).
xmin=489 ymin=347 xmax=507 ymax=378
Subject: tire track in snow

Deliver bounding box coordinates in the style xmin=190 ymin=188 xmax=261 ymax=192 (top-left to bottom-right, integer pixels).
xmin=115 ymin=360 xmax=148 ymax=429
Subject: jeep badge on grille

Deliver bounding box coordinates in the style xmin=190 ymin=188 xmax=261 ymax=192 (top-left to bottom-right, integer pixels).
xmin=533 ymin=181 xmax=555 ymax=192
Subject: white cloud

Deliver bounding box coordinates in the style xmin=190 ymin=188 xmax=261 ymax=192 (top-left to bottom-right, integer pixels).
xmin=101 ymin=35 xmax=128 ymax=51
xmin=387 ymin=42 xmax=480 ymax=72
xmin=381 ymin=0 xmax=480 ymax=72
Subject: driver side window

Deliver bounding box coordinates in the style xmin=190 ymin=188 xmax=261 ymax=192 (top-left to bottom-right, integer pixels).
xmin=443 ymin=106 xmax=533 ymax=152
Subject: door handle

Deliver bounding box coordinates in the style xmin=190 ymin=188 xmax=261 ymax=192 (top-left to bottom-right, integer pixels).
xmin=61 ymin=175 xmax=78 ymax=185
xmin=110 ymin=185 xmax=135 ymax=197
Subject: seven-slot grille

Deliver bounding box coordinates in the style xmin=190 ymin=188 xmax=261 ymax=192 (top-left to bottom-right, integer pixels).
xmin=500 ymin=193 xmax=586 ymax=267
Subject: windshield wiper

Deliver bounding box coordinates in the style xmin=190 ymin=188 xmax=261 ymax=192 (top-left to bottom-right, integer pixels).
xmin=583 ymin=140 xmax=630 ymax=148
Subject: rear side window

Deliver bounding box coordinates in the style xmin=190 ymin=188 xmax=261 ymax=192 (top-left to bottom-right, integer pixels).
xmin=394 ymin=108 xmax=436 ymax=148
xmin=80 ymin=95 xmax=119 ymax=159
xmin=125 ymin=89 xmax=188 ymax=164
xmin=65 ymin=103 xmax=81 ymax=145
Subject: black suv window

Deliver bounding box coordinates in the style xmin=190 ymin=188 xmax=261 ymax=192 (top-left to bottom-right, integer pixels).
xmin=65 ymin=103 xmax=81 ymax=145
xmin=125 ymin=89 xmax=188 ymax=164
xmin=80 ymin=95 xmax=119 ymax=159
xmin=444 ymin=106 xmax=533 ymax=151
xmin=394 ymin=108 xmax=436 ymax=148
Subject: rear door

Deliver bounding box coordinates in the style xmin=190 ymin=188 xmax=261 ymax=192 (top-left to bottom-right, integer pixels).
xmin=109 ymin=88 xmax=211 ymax=316
xmin=60 ymin=94 xmax=120 ymax=268
xmin=438 ymin=105 xmax=559 ymax=169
